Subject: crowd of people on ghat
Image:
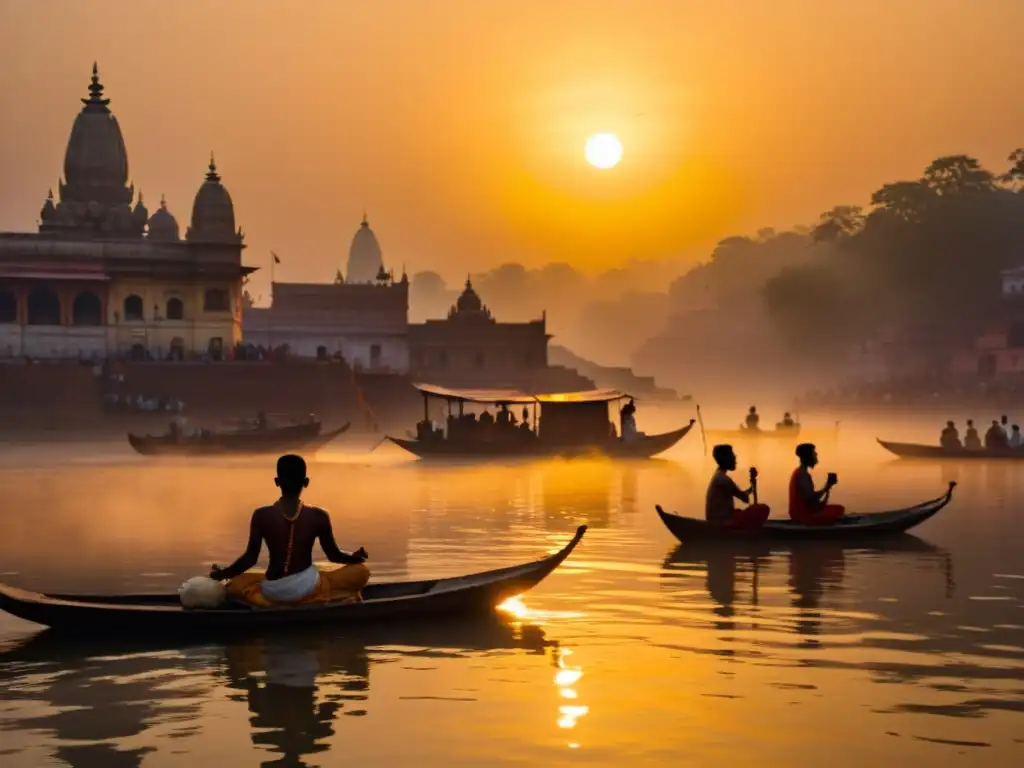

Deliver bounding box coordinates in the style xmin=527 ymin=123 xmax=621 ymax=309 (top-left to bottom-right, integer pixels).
xmin=939 ymin=414 xmax=1023 ymax=451
xmin=704 ymin=442 xmax=845 ymax=530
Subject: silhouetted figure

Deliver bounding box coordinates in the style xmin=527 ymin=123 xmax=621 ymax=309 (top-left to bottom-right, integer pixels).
xmin=788 ymin=443 xmax=844 ymax=525
xmin=496 ymin=404 xmax=511 ymax=428
xmin=479 ymin=409 xmax=494 ymax=427
xmin=985 ymin=420 xmax=1008 ymax=450
xmin=1011 ymin=425 xmax=1022 ymax=448
xmin=210 ymin=455 xmax=369 ymax=606
xmin=745 ymin=406 xmax=760 ymax=430
xmin=1001 ymin=414 xmax=1011 ymax=439
xmin=705 ymin=444 xmax=769 ymax=529
xmin=620 ymin=399 xmax=637 ymax=437
xmin=522 ymin=406 xmax=530 ymax=429
xmin=940 ymin=420 xmax=961 ymax=449
xmin=964 ymin=419 xmax=981 ymax=450
xmin=779 ymin=412 xmax=796 ymax=428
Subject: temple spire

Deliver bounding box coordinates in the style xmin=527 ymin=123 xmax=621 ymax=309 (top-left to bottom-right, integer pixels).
xmin=82 ymin=62 xmax=110 ymax=110
xmin=361 ymin=209 xmax=368 ymax=226
xmin=205 ymin=152 xmax=220 ymax=182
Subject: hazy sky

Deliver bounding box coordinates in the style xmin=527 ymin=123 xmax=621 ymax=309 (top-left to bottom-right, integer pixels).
xmin=1 ymin=0 xmax=1021 ymax=297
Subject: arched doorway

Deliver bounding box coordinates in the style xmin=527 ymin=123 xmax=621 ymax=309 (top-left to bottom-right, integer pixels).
xmin=129 ymin=343 xmax=147 ymax=361
xmin=166 ymin=297 xmax=184 ymax=320
xmin=169 ymin=336 xmax=185 ymax=361
xmin=123 ymin=294 xmax=144 ymax=321
xmin=0 ymin=291 xmax=16 ymax=323
xmin=72 ymin=291 xmax=103 ymax=325
xmin=27 ymin=286 xmax=61 ymax=325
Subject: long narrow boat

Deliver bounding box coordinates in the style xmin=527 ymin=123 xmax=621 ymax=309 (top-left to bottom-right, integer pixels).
xmin=705 ymin=423 xmax=840 ymax=443
xmin=654 ymin=483 xmax=955 ymax=541
xmin=877 ymin=438 xmax=1024 ymax=461
xmin=387 ymin=383 xmax=695 ymax=460
xmin=127 ymin=421 xmax=350 ymax=457
xmin=0 ymin=525 xmax=586 ymax=634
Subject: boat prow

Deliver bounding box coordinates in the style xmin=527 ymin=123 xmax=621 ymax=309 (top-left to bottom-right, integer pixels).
xmin=0 ymin=525 xmax=587 ymax=635
xmin=654 ymin=482 xmax=955 ymax=541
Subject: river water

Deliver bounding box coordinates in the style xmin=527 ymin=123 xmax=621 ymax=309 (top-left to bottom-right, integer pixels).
xmin=0 ymin=418 xmax=1021 ymax=767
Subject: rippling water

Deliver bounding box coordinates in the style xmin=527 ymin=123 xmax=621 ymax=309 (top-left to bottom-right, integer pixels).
xmin=0 ymin=422 xmax=1022 ymax=767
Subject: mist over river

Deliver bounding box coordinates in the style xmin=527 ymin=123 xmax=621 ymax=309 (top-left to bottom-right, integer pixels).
xmin=0 ymin=412 xmax=1021 ymax=767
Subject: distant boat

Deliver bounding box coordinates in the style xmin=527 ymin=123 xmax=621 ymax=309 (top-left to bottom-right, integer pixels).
xmin=386 ymin=384 xmax=695 ymax=461
xmin=127 ymin=419 xmax=350 ymax=457
xmin=877 ymin=439 xmax=1024 ymax=461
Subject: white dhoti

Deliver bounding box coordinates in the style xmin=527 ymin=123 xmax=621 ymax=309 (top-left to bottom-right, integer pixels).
xmin=259 ymin=565 xmax=321 ymax=603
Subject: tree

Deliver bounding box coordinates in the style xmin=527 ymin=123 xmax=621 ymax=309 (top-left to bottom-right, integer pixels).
xmin=870 ymin=180 xmax=934 ymax=222
xmin=1002 ymin=148 xmax=1024 ymax=190
xmin=811 ymin=205 xmax=865 ymax=243
xmin=922 ymin=154 xmax=995 ymax=195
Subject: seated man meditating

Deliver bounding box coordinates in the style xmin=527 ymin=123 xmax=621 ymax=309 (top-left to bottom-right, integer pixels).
xmin=705 ymin=444 xmax=770 ymax=530
xmin=788 ymin=443 xmax=845 ymax=525
xmin=209 ymin=454 xmax=370 ymax=607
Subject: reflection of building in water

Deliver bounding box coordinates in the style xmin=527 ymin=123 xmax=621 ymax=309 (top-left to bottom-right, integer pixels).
xmin=0 ymin=65 xmax=252 ymax=361
xmin=223 ymin=638 xmax=370 ymax=767
xmin=242 ymin=216 xmax=411 ymax=371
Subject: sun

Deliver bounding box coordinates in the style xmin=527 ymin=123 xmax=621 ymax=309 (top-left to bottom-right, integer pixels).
xmin=584 ymin=133 xmax=623 ymax=169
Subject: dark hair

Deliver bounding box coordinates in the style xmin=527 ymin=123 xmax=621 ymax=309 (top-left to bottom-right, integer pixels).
xmin=795 ymin=443 xmax=816 ymax=462
xmin=712 ymin=444 xmax=734 ymax=466
xmin=276 ymin=454 xmax=307 ymax=493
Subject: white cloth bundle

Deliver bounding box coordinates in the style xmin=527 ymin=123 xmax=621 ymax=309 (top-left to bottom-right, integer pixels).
xmin=178 ymin=576 xmax=228 ymax=609
xmin=260 ymin=565 xmax=320 ymax=603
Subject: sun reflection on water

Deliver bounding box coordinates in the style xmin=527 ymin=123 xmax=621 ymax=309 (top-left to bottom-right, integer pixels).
xmin=555 ymin=647 xmax=589 ymax=735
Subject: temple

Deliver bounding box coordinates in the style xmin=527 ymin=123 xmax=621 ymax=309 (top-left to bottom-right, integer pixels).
xmin=0 ymin=64 xmax=253 ymax=361
xmin=408 ymin=279 xmax=555 ymax=387
xmin=242 ymin=218 xmax=410 ymax=371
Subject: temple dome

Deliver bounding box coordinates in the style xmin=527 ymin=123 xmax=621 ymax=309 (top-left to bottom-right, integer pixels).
xmin=61 ymin=63 xmax=132 ymax=206
xmin=456 ymin=278 xmax=483 ymax=313
xmin=346 ymin=214 xmax=383 ymax=283
xmin=147 ymin=195 xmax=180 ymax=241
xmin=187 ymin=155 xmax=238 ymax=243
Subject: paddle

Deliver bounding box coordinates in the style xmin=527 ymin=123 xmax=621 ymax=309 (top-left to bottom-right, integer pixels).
xmin=696 ymin=403 xmax=708 ymax=457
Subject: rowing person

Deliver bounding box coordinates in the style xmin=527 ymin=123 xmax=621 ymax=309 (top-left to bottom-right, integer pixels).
xmin=788 ymin=443 xmax=845 ymax=525
xmin=705 ymin=444 xmax=770 ymax=530
xmin=210 ymin=454 xmax=370 ymax=607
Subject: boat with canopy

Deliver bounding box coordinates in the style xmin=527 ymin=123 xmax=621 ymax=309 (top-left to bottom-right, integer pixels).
xmin=386 ymin=384 xmax=695 ymax=460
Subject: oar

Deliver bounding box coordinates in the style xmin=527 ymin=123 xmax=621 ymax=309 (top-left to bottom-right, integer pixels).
xmin=696 ymin=403 xmax=708 ymax=457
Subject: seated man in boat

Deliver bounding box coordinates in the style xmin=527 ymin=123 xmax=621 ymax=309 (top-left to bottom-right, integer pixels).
xmin=620 ymin=399 xmax=636 ymax=435
xmin=745 ymin=406 xmax=760 ymax=431
xmin=789 ymin=443 xmax=845 ymax=525
xmin=984 ymin=420 xmax=1008 ymax=449
xmin=1011 ymin=424 xmax=1022 ymax=449
xmin=778 ymin=412 xmax=796 ymax=429
xmin=939 ymin=420 xmax=961 ymax=450
xmin=209 ymin=454 xmax=370 ymax=607
xmin=964 ymin=419 xmax=982 ymax=450
xmin=706 ymin=444 xmax=770 ymax=529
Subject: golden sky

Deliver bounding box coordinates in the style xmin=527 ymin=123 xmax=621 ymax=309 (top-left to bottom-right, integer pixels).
xmin=0 ymin=0 xmax=1021 ymax=296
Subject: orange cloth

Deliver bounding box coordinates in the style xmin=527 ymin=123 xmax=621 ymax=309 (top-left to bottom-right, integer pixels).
xmin=226 ymin=563 xmax=370 ymax=608
xmin=788 ymin=469 xmax=844 ymax=525
xmin=726 ymin=503 xmax=770 ymax=530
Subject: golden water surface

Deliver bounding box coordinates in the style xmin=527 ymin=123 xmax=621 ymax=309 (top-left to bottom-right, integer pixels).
xmin=0 ymin=419 xmax=1021 ymax=767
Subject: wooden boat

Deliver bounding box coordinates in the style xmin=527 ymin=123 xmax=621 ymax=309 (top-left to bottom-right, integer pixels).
xmin=387 ymin=383 xmax=695 ymax=460
xmin=127 ymin=421 xmax=350 ymax=457
xmin=705 ymin=422 xmax=840 ymax=442
xmin=654 ymin=482 xmax=955 ymax=541
xmin=877 ymin=439 xmax=1024 ymax=461
xmin=0 ymin=525 xmax=586 ymax=634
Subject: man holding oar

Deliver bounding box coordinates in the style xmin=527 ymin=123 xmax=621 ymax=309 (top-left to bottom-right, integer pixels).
xmin=705 ymin=444 xmax=771 ymax=530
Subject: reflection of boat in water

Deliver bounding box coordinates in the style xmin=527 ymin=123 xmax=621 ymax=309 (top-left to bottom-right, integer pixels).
xmin=127 ymin=419 xmax=350 ymax=457
xmin=387 ymin=384 xmax=695 ymax=460
xmin=0 ymin=526 xmax=586 ymax=634
xmin=654 ymin=482 xmax=956 ymax=541
xmin=0 ymin=615 xmax=557 ymax=767
xmin=877 ymin=438 xmax=1024 ymax=461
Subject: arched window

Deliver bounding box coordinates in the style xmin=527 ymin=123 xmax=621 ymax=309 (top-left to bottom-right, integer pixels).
xmin=123 ymin=294 xmax=144 ymax=321
xmin=166 ymin=297 xmax=184 ymax=320
xmin=27 ymin=286 xmax=61 ymax=326
xmin=204 ymin=288 xmax=230 ymax=312
xmin=72 ymin=291 xmax=103 ymax=326
xmin=0 ymin=291 xmax=16 ymax=324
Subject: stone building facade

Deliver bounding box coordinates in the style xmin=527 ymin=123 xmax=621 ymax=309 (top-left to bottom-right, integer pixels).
xmin=0 ymin=65 xmax=253 ymax=361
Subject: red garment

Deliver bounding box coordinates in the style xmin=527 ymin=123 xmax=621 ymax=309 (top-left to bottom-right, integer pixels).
xmin=788 ymin=469 xmax=845 ymax=525
xmin=726 ymin=503 xmax=770 ymax=530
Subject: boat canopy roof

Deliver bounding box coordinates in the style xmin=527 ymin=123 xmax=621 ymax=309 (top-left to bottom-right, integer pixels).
xmin=413 ymin=383 xmax=631 ymax=405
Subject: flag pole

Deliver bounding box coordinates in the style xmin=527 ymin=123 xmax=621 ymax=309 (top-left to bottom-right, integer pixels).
xmin=696 ymin=403 xmax=708 ymax=457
